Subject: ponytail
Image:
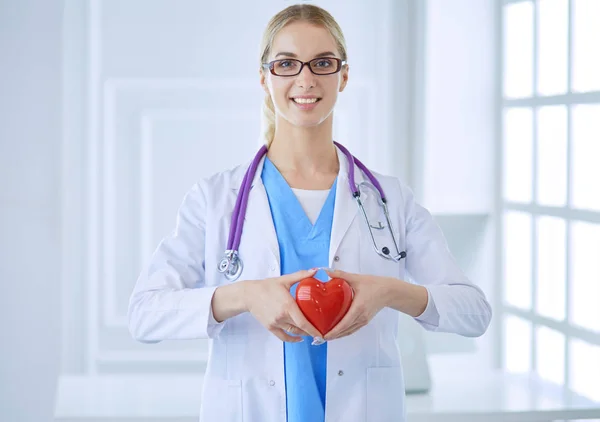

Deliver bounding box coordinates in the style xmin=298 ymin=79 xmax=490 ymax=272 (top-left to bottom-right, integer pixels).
xmin=262 ymin=94 xmax=276 ymax=148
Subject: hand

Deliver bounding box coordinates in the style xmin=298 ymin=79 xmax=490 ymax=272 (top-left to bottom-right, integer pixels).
xmin=244 ymin=268 xmax=323 ymax=343
xmin=322 ymin=269 xmax=390 ymax=341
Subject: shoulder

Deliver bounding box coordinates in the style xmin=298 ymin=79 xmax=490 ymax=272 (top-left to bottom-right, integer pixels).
xmin=176 ymin=159 xmax=252 ymax=215
xmin=366 ymin=169 xmax=413 ymax=209
xmin=190 ymin=159 xmax=252 ymax=196
xmin=201 ymin=161 xmax=249 ymax=191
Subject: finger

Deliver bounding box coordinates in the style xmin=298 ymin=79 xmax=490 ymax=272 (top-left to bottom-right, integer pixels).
xmin=287 ymin=306 xmax=323 ymax=338
xmin=323 ymin=308 xmax=358 ymax=340
xmin=284 ymin=324 xmax=310 ymax=337
xmin=279 ymin=268 xmax=318 ymax=288
xmin=327 ymin=322 xmax=364 ymax=340
xmin=324 ymin=268 xmax=360 ymax=284
xmin=271 ymin=327 xmax=304 ymax=343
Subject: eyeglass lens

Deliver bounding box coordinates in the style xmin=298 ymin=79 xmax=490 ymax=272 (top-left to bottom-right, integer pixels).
xmin=272 ymin=58 xmax=340 ymax=76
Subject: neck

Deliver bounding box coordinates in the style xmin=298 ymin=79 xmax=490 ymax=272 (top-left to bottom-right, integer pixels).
xmin=267 ymin=116 xmax=339 ymax=176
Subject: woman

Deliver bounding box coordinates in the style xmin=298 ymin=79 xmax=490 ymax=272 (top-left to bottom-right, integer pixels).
xmin=128 ymin=4 xmax=492 ymax=422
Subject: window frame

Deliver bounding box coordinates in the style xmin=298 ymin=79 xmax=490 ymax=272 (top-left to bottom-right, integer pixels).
xmin=496 ymin=0 xmax=600 ymax=391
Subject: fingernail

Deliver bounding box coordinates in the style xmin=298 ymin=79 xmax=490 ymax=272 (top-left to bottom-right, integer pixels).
xmin=319 ymin=267 xmax=334 ymax=272
xmin=311 ymin=337 xmax=325 ymax=346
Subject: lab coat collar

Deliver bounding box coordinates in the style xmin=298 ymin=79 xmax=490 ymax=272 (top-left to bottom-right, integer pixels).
xmin=229 ymin=142 xmax=366 ymax=269
xmin=230 ymin=143 xmax=368 ymax=196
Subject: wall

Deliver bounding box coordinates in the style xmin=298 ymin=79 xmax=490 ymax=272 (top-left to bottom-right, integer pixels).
xmin=57 ymin=0 xmax=416 ymax=376
xmin=415 ymin=0 xmax=497 ymax=366
xmin=0 ymin=0 xmax=498 ymax=419
xmin=420 ymin=0 xmax=496 ymax=215
xmin=0 ymin=0 xmax=64 ymax=420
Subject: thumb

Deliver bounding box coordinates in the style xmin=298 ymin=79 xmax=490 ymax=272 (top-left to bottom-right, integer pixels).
xmin=324 ymin=268 xmax=359 ymax=285
xmin=279 ymin=268 xmax=318 ymax=288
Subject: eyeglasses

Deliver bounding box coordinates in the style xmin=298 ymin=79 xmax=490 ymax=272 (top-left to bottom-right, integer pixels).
xmin=262 ymin=57 xmax=346 ymax=77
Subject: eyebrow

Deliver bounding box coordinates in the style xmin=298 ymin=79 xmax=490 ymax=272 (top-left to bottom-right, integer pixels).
xmin=274 ymin=51 xmax=337 ymax=59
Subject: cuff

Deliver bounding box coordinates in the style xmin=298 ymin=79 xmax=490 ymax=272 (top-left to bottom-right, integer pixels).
xmin=414 ymin=286 xmax=440 ymax=328
xmin=178 ymin=286 xmax=227 ymax=338
xmin=206 ymin=291 xmax=227 ymax=338
xmin=208 ymin=305 xmax=219 ymax=324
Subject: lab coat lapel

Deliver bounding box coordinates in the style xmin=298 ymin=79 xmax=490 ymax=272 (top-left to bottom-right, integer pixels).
xmin=231 ymin=145 xmax=367 ymax=271
xmin=328 ymin=145 xmax=367 ymax=267
xmin=231 ymin=155 xmax=280 ymax=269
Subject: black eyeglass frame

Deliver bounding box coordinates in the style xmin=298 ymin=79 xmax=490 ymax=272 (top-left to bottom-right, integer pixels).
xmin=262 ymin=57 xmax=347 ymax=76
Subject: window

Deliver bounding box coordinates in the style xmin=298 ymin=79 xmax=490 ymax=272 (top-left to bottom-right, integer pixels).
xmin=499 ymin=0 xmax=600 ymax=401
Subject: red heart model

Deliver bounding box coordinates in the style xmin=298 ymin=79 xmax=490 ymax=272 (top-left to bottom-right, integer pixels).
xmin=295 ymin=277 xmax=353 ymax=336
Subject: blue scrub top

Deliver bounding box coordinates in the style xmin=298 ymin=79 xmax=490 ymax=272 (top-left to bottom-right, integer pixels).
xmin=262 ymin=157 xmax=338 ymax=422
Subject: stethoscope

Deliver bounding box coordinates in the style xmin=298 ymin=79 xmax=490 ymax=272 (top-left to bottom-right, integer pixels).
xmin=218 ymin=141 xmax=407 ymax=282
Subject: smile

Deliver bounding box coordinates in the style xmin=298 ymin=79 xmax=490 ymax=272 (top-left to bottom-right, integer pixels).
xmin=291 ymin=97 xmax=322 ymax=104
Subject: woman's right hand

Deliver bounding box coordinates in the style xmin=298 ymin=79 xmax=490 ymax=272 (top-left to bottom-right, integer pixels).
xmin=244 ymin=268 xmax=323 ymax=343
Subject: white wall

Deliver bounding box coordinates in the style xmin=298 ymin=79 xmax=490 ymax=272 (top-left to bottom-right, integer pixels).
xmin=0 ymin=0 xmax=64 ymax=420
xmin=0 ymin=0 xmax=499 ymax=419
xmin=420 ymin=0 xmax=495 ymax=215
xmin=415 ymin=0 xmax=497 ymax=366
xmin=57 ymin=0 xmax=416 ymax=378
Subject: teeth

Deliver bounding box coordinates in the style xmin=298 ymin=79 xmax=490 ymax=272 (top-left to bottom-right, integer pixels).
xmin=293 ymin=98 xmax=318 ymax=104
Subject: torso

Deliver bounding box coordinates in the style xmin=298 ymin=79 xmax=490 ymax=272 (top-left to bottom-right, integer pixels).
xmin=197 ymin=154 xmax=409 ymax=422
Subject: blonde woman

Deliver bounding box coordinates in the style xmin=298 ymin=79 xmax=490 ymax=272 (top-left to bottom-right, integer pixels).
xmin=128 ymin=4 xmax=492 ymax=422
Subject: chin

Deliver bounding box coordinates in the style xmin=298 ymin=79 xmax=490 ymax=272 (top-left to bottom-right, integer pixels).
xmin=293 ymin=118 xmax=326 ymax=128
xmin=287 ymin=111 xmax=334 ymax=128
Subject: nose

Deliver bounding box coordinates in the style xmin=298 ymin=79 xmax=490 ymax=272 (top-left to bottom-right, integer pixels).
xmin=295 ymin=63 xmax=316 ymax=88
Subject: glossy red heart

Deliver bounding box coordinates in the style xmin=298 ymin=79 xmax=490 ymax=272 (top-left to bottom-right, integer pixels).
xmin=295 ymin=277 xmax=353 ymax=336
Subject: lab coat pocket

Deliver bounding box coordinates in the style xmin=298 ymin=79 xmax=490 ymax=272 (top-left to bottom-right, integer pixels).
xmin=200 ymin=379 xmax=243 ymax=422
xmin=366 ymin=366 xmax=406 ymax=422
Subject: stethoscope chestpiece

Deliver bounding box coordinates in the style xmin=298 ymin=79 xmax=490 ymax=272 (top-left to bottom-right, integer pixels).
xmin=381 ymin=248 xmax=407 ymax=261
xmin=218 ymin=250 xmax=243 ymax=281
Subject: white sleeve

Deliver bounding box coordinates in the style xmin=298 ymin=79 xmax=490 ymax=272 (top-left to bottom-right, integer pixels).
xmin=127 ymin=182 xmax=227 ymax=343
xmin=400 ymin=180 xmax=492 ymax=337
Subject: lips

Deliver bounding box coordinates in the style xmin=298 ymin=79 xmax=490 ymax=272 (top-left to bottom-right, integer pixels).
xmin=290 ymin=96 xmax=322 ymax=112
xmin=290 ymin=97 xmax=322 ymax=103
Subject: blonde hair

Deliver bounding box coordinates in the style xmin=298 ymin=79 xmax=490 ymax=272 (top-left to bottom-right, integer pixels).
xmin=259 ymin=4 xmax=348 ymax=148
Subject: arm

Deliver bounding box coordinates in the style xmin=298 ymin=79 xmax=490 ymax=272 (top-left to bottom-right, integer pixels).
xmin=398 ymin=180 xmax=492 ymax=338
xmin=127 ymin=182 xmax=229 ymax=343
xmin=384 ymin=281 xmax=429 ymax=319
xmin=210 ymin=281 xmax=249 ymax=323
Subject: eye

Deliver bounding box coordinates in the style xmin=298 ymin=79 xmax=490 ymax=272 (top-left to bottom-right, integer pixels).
xmin=314 ymin=59 xmax=334 ymax=68
xmin=279 ymin=60 xmax=296 ymax=68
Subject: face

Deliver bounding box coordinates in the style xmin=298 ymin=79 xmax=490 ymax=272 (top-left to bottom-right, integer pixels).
xmin=260 ymin=21 xmax=349 ymax=128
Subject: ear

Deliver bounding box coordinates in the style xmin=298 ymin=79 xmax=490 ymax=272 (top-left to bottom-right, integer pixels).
xmin=338 ymin=64 xmax=349 ymax=93
xmin=259 ymin=69 xmax=270 ymax=95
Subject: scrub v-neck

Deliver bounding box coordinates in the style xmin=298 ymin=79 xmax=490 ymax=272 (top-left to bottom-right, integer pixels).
xmin=261 ymin=157 xmax=338 ymax=241
xmin=260 ymin=156 xmax=338 ymax=422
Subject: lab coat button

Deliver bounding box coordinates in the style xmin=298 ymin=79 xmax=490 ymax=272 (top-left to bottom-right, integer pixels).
xmin=334 ymin=256 xmax=340 ymax=262
xmin=338 ymin=370 xmax=344 ymax=376
xmin=269 ymin=380 xmax=275 ymax=386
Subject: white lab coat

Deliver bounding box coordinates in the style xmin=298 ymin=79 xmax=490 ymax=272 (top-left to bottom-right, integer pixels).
xmin=128 ymin=145 xmax=492 ymax=422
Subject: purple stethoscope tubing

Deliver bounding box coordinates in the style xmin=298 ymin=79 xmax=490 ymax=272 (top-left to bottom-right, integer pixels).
xmin=217 ymin=141 xmax=406 ymax=281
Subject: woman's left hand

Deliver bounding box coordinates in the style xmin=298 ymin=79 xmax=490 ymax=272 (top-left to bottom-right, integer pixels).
xmin=322 ymin=269 xmax=391 ymax=341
